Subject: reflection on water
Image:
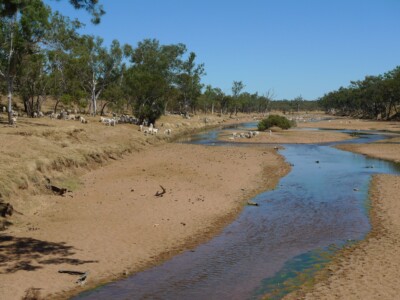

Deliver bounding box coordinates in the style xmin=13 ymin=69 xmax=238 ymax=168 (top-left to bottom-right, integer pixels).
xmin=74 ymin=129 xmax=400 ymax=300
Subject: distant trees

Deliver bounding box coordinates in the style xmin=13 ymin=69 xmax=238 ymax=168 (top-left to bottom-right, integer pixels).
xmin=7 ymin=1 xmax=400 ymax=125
xmin=319 ymin=66 xmax=400 ymax=120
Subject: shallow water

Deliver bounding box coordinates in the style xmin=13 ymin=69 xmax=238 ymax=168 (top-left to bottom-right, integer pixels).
xmin=74 ymin=128 xmax=400 ymax=300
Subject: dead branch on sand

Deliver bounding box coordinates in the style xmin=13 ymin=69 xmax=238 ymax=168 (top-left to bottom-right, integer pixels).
xmin=155 ymin=185 xmax=166 ymax=197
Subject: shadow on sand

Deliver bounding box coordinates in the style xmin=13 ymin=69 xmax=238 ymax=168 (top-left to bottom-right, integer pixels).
xmin=0 ymin=234 xmax=97 ymax=273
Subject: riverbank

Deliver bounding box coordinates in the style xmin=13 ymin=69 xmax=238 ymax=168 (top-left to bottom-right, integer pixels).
xmin=284 ymin=122 xmax=400 ymax=299
xmin=0 ymin=113 xmax=289 ymax=300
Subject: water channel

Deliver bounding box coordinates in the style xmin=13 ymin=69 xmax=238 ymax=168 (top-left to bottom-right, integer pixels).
xmin=74 ymin=125 xmax=400 ymax=300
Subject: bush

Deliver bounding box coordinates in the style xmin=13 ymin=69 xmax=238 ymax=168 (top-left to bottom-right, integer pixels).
xmin=257 ymin=115 xmax=294 ymax=131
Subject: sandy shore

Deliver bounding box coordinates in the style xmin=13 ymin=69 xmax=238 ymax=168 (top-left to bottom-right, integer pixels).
xmin=218 ymin=128 xmax=354 ymax=144
xmin=0 ymin=142 xmax=288 ymax=299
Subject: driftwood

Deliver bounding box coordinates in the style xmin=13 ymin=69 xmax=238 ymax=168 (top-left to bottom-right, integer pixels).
xmin=155 ymin=185 xmax=166 ymax=197
xmin=247 ymin=200 xmax=259 ymax=206
xmin=76 ymin=271 xmax=89 ymax=285
xmin=58 ymin=270 xmax=89 ymax=286
xmin=45 ymin=178 xmax=71 ymax=196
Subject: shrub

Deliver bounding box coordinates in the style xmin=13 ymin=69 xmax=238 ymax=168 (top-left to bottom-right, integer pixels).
xmin=257 ymin=115 xmax=294 ymax=131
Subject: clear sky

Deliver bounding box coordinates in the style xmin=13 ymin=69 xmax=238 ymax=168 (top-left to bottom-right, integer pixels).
xmin=45 ymin=0 xmax=400 ymax=100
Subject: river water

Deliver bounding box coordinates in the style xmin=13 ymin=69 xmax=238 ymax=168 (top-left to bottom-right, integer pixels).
xmin=74 ymin=126 xmax=400 ymax=300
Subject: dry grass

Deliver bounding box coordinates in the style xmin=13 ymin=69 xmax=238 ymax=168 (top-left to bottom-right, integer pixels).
xmin=0 ymin=109 xmax=252 ymax=213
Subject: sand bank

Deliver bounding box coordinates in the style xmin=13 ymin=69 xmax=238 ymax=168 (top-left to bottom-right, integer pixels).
xmin=0 ymin=142 xmax=288 ymax=299
xmin=219 ymin=128 xmax=354 ymax=144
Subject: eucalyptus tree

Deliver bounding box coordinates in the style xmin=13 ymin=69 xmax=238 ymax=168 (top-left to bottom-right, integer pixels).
xmin=46 ymin=12 xmax=82 ymax=112
xmin=231 ymin=80 xmax=245 ymax=116
xmin=292 ymin=95 xmax=304 ymax=113
xmin=125 ymin=39 xmax=186 ymax=125
xmin=380 ymin=67 xmax=400 ymax=119
xmin=17 ymin=51 xmax=48 ymax=116
xmin=256 ymin=90 xmax=273 ymax=113
xmin=201 ymin=85 xmax=220 ymax=114
xmin=176 ymin=52 xmax=205 ymax=115
xmin=74 ymin=36 xmax=125 ymax=115
xmin=0 ymin=0 xmax=50 ymax=123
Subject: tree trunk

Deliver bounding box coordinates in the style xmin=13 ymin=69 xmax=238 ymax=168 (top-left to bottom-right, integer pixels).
xmin=7 ymin=78 xmax=13 ymax=124
xmin=91 ymin=75 xmax=97 ymax=116
xmin=54 ymin=97 xmax=60 ymax=113
xmin=100 ymin=101 xmax=109 ymax=116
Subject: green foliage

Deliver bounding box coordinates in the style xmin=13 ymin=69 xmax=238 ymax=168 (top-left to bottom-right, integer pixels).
xmin=176 ymin=51 xmax=205 ymax=114
xmin=125 ymin=39 xmax=186 ymax=124
xmin=258 ymin=115 xmax=293 ymax=131
xmin=319 ymin=66 xmax=400 ymax=120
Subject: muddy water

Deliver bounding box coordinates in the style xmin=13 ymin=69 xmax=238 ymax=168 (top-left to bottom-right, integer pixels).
xmin=74 ymin=129 xmax=400 ymax=300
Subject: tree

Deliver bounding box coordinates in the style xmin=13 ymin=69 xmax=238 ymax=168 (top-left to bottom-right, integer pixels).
xmin=231 ymin=80 xmax=245 ymax=116
xmin=0 ymin=0 xmax=50 ymax=123
xmin=46 ymin=12 xmax=82 ymax=112
xmin=0 ymin=0 xmax=102 ymax=123
xmin=292 ymin=95 xmax=304 ymax=113
xmin=1 ymin=0 xmax=104 ymax=24
xmin=201 ymin=85 xmax=220 ymax=114
xmin=176 ymin=52 xmax=205 ymax=115
xmin=74 ymin=36 xmax=124 ymax=115
xmin=125 ymin=39 xmax=186 ymax=125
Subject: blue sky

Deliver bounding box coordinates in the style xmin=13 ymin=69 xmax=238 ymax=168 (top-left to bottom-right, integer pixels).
xmin=45 ymin=0 xmax=400 ymax=100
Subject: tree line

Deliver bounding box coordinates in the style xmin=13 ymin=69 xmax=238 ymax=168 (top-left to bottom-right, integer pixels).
xmin=319 ymin=66 xmax=400 ymax=120
xmin=1 ymin=0 xmax=322 ymax=126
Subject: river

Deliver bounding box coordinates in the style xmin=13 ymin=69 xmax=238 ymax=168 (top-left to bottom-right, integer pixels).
xmin=74 ymin=125 xmax=400 ymax=300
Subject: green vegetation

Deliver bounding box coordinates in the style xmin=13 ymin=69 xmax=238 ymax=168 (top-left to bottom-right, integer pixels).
xmin=319 ymin=66 xmax=400 ymax=120
xmin=258 ymin=115 xmax=294 ymax=131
